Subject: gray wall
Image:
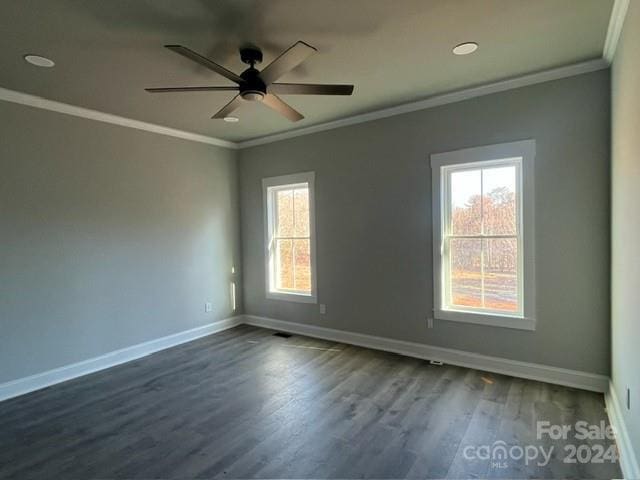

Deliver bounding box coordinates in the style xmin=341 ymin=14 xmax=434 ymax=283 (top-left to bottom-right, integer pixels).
xmin=611 ymin=1 xmax=640 ymax=463
xmin=240 ymin=70 xmax=611 ymax=374
xmin=0 ymin=102 xmax=241 ymax=383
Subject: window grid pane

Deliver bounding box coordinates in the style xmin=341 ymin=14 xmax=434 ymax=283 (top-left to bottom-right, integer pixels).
xmin=293 ymin=238 xmax=311 ymax=291
xmin=449 ymin=238 xmax=482 ymax=308
xmin=276 ymin=239 xmax=293 ymax=290
xmin=293 ymin=188 xmax=310 ymax=237
xmin=451 ymin=170 xmax=481 ymax=235
xmin=483 ymin=166 xmax=517 ymax=235
xmin=276 ymin=189 xmax=294 ymax=237
xmin=445 ymin=161 xmax=521 ymax=314
xmin=484 ymin=237 xmax=518 ymax=312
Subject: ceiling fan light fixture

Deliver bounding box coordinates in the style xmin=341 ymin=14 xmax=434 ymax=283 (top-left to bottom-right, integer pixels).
xmin=452 ymin=42 xmax=479 ymax=55
xmin=223 ymin=116 xmax=239 ymax=123
xmin=24 ymin=54 xmax=55 ymax=67
xmin=240 ymin=90 xmax=265 ymax=102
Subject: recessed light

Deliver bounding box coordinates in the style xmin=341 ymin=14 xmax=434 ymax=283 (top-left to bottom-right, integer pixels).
xmin=223 ymin=116 xmax=239 ymax=123
xmin=24 ymin=54 xmax=55 ymax=67
xmin=452 ymin=42 xmax=478 ymax=56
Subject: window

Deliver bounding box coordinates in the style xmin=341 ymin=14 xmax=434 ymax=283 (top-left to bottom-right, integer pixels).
xmin=263 ymin=172 xmax=317 ymax=303
xmin=431 ymin=140 xmax=536 ymax=330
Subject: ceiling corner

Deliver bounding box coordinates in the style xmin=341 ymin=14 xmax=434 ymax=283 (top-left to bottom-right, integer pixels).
xmin=603 ymin=0 xmax=630 ymax=64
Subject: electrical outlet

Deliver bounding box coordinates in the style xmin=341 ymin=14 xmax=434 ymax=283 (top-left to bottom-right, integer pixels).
xmin=627 ymin=387 xmax=631 ymax=410
xmin=319 ymin=304 xmax=326 ymax=315
xmin=427 ymin=317 xmax=434 ymax=329
xmin=205 ymin=302 xmax=212 ymax=313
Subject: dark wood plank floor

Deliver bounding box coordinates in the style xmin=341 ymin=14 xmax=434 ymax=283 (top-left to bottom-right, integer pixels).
xmin=0 ymin=325 xmax=621 ymax=479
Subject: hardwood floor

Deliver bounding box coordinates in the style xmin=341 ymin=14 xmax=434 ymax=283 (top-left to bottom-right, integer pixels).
xmin=0 ymin=325 xmax=621 ymax=479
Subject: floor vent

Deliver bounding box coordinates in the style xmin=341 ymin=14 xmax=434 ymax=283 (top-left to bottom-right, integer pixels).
xmin=273 ymin=332 xmax=292 ymax=339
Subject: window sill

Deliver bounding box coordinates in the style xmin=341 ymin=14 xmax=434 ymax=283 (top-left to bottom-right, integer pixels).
xmin=266 ymin=291 xmax=317 ymax=304
xmin=434 ymin=308 xmax=536 ymax=331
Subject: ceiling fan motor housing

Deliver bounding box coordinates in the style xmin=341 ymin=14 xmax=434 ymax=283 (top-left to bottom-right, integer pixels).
xmin=239 ymin=67 xmax=266 ymax=102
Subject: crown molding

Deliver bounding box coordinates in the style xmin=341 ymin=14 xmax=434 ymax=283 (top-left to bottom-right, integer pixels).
xmin=238 ymin=58 xmax=608 ymax=149
xmin=1 ymin=57 xmax=610 ymax=151
xmin=0 ymin=87 xmax=238 ymax=149
xmin=603 ymin=0 xmax=630 ymax=63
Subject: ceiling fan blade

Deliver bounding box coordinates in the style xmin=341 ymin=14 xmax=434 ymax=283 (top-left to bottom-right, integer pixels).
xmin=269 ymin=83 xmax=354 ymax=96
xmin=212 ymin=95 xmax=244 ymax=119
xmin=259 ymin=41 xmax=317 ymax=85
xmin=165 ymin=45 xmax=243 ymax=84
xmin=145 ymin=86 xmax=239 ymax=93
xmin=261 ymin=94 xmax=304 ymax=122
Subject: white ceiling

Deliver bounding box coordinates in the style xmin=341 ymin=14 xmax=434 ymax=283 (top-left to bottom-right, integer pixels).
xmin=1 ymin=0 xmax=614 ymax=142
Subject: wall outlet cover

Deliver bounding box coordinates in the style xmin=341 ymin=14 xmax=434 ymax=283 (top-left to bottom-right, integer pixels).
xmin=205 ymin=302 xmax=213 ymax=313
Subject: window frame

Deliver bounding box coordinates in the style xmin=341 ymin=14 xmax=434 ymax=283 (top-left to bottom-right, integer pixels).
xmin=263 ymin=171 xmax=317 ymax=304
xmin=431 ymin=140 xmax=536 ymax=330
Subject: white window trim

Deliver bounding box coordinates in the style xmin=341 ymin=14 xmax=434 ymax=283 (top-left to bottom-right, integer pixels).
xmin=263 ymin=171 xmax=317 ymax=304
xmin=431 ymin=140 xmax=536 ymax=331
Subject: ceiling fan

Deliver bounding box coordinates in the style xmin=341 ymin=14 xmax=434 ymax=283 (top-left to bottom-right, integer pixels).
xmin=145 ymin=41 xmax=354 ymax=122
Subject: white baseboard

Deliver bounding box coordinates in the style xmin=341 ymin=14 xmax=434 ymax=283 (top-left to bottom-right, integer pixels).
xmin=243 ymin=314 xmax=609 ymax=393
xmin=0 ymin=316 xmax=243 ymax=402
xmin=606 ymin=381 xmax=640 ymax=479
xmin=0 ymin=314 xmax=610 ymax=406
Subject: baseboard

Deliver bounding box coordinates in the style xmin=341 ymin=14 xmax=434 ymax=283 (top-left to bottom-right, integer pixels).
xmin=243 ymin=314 xmax=609 ymax=393
xmin=0 ymin=313 xmax=610 ymax=405
xmin=606 ymin=381 xmax=640 ymax=479
xmin=0 ymin=316 xmax=243 ymax=402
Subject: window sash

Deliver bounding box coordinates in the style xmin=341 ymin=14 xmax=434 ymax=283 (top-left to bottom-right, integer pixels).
xmin=441 ymin=159 xmax=524 ymax=317
xmin=266 ymin=181 xmax=314 ymax=297
xmin=273 ymin=186 xmax=309 ymax=239
xmin=273 ymin=238 xmax=310 ymax=294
